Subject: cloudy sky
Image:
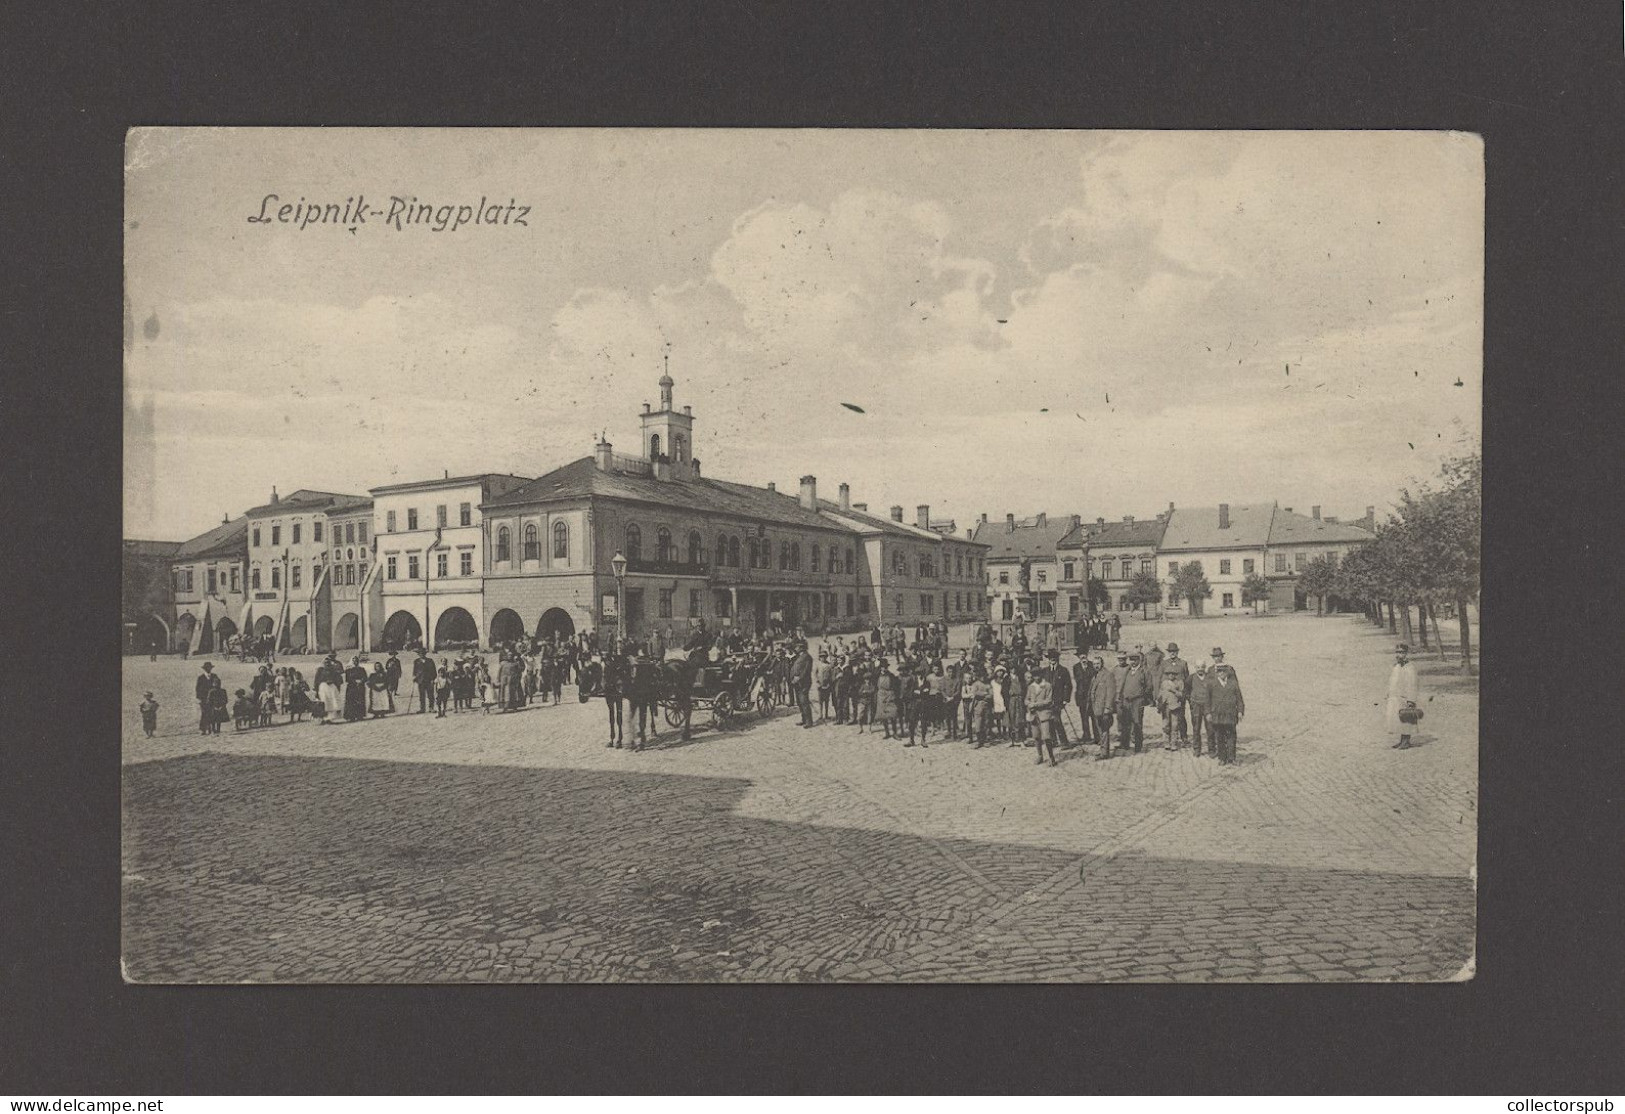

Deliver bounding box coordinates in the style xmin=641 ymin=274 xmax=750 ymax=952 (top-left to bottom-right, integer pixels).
xmin=125 ymin=129 xmax=1481 ymax=542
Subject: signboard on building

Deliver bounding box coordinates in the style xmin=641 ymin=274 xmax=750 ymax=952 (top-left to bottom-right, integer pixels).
xmin=600 ymin=593 xmax=617 ymax=617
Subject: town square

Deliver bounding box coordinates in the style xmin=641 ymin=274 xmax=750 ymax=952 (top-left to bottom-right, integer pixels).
xmin=122 ymin=129 xmax=1481 ymax=983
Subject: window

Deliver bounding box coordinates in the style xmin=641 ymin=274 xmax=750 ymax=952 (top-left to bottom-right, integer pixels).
xmin=252 ymin=567 xmax=261 ymax=590
xmin=1295 ymin=551 xmax=1307 ymax=572
xmin=717 ymin=593 xmax=733 ymax=618
xmin=998 ymin=570 xmax=1010 ymax=585
xmin=459 ymin=502 xmax=472 ymax=527
xmin=1039 ymin=596 xmax=1054 ymax=616
xmin=893 ymin=551 xmax=907 ymax=576
xmin=920 ymin=594 xmax=933 ymax=614
xmin=313 ymin=520 xmax=323 ymax=543
xmin=846 ymin=548 xmax=855 ymax=573
xmin=344 ymin=522 xmax=355 ymax=545
xmin=346 ymin=564 xmax=357 ymax=586
xmin=436 ymin=504 xmax=447 ymax=529
xmin=729 ymin=536 xmax=741 ymax=567
xmin=407 ymin=508 xmax=419 ymax=530
xmin=894 ymin=598 xmax=903 ymax=616
xmin=1002 ymin=599 xmax=1014 ymax=620
xmin=523 ymin=523 xmax=540 ymax=561
xmin=207 ymin=568 xmax=217 ymax=594
xmin=688 ymin=588 xmax=701 ymax=618
xmin=436 ymin=551 xmax=448 ymax=578
xmin=747 ymin=538 xmax=759 ymax=568
xmin=291 ymin=523 xmax=301 ymax=545
xmin=387 ymin=556 xmax=397 ymax=580
xmin=1275 ymin=553 xmax=1287 ymax=573
xmin=1243 ymin=558 xmax=1255 ymax=575
xmin=649 ymin=433 xmax=661 ymax=459
xmin=271 ymin=565 xmax=281 ymax=589
xmin=811 ymin=544 xmax=820 ymax=572
xmin=688 ymin=530 xmax=703 ymax=566
xmin=918 ymin=554 xmax=929 ymax=578
xmin=957 ymin=553 xmax=964 ymax=577
xmin=1141 ymin=558 xmax=1152 ymax=576
xmin=386 ymin=511 xmax=397 ymax=533
xmin=858 ymin=596 xmax=870 ymax=615
xmin=271 ymin=525 xmax=281 ymax=546
xmin=1220 ymin=559 xmax=1232 ymax=575
xmin=790 ymin=543 xmax=801 ymax=570
xmin=554 ymin=521 xmax=569 ymax=560
xmin=1100 ymin=561 xmax=1113 ymax=580
xmin=252 ymin=526 xmax=261 ymax=547
xmin=656 ymin=526 xmax=673 ymax=563
xmin=460 ymin=551 xmax=472 ymax=576
xmin=291 ymin=564 xmax=301 ymax=589
xmin=659 ymin=588 xmax=673 ymax=619
xmin=626 ymin=524 xmax=642 ymax=561
xmin=1222 ymin=592 xmax=1235 ymax=609
xmin=408 ymin=554 xmax=420 ymax=579
xmin=496 ymin=527 xmax=511 ymax=563
xmin=357 ymin=522 xmax=368 ymax=545
xmin=1063 ymin=561 xmax=1075 ymax=580
xmin=674 ymin=433 xmax=686 ymax=461
xmin=846 ymin=594 xmax=854 ymax=616
xmin=229 ymin=567 xmax=239 ymax=592
xmin=716 ymin=534 xmax=729 ymax=568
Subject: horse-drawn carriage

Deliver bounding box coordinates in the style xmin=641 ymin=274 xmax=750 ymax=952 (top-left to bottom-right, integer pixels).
xmin=656 ymin=654 xmax=781 ymax=730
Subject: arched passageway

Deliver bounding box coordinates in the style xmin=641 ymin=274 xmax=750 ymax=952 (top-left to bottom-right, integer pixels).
xmin=536 ymin=607 xmax=575 ymax=643
xmin=434 ymin=606 xmax=479 ymax=649
xmin=383 ymin=611 xmax=423 ymax=651
xmin=489 ymin=608 xmax=526 ymax=646
xmin=333 ymin=612 xmax=360 ymax=651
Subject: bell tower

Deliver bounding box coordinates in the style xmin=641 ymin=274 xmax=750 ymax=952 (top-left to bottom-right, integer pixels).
xmin=639 ymin=355 xmax=695 ymax=480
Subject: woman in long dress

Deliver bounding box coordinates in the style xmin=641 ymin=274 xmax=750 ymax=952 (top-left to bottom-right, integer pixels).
xmin=343 ymin=656 xmax=368 ymax=722
xmin=1385 ymin=642 xmax=1422 ymax=748
xmin=318 ymin=659 xmax=344 ymax=724
xmin=366 ymin=662 xmax=392 ymax=717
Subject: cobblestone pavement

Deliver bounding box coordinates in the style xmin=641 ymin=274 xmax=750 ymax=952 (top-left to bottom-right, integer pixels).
xmin=122 ymin=613 xmax=1476 ymax=982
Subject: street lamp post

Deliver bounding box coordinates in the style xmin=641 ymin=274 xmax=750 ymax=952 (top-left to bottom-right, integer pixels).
xmin=610 ymin=551 xmax=628 ymax=656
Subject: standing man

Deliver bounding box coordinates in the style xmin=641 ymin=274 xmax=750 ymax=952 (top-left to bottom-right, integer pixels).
xmin=1385 ymin=642 xmax=1422 ymax=749
xmin=195 ymin=661 xmax=215 ymax=735
xmin=1159 ymin=642 xmax=1191 ymax=748
xmin=1072 ymin=653 xmax=1097 ymax=745
xmin=1108 ymin=613 xmax=1121 ymax=651
xmin=789 ymin=641 xmax=815 ymax=728
xmin=1116 ymin=651 xmax=1153 ymax=754
xmin=1026 ymin=668 xmax=1058 ymax=767
xmin=1046 ymin=649 xmax=1073 ymax=747
xmin=1206 ymin=647 xmax=1245 ymax=764
xmin=1188 ymin=662 xmax=1212 ymax=757
xmin=941 ymin=662 xmax=963 ymax=740
xmin=1088 ymin=655 xmax=1118 ymax=759
xmin=814 ymin=650 xmax=835 ymax=723
xmin=1142 ymin=642 xmax=1165 ymax=718
xmin=384 ymin=651 xmax=403 ymax=712
xmin=412 ymin=648 xmax=435 ymax=713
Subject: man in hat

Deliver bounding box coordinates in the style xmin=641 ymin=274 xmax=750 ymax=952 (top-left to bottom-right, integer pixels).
xmin=1046 ymin=648 xmax=1074 ymax=746
xmin=1188 ymin=661 xmax=1213 ymax=756
xmin=384 ymin=651 xmax=403 ymax=712
xmin=1108 ymin=613 xmax=1121 ymax=651
xmin=1206 ymin=647 xmax=1245 ymax=764
xmin=1025 ymin=666 xmax=1059 ymax=766
xmin=1385 ymin=642 xmax=1422 ymax=749
xmin=1142 ymin=642 xmax=1165 ymax=714
xmin=815 ymin=649 xmax=835 ymax=723
xmin=138 ymin=691 xmax=159 ymax=738
xmin=1159 ymin=642 xmax=1191 ymax=748
xmin=412 ymin=648 xmax=435 ymax=713
xmin=1072 ymin=652 xmax=1097 ymax=745
xmin=1116 ymin=650 xmax=1153 ymax=753
xmin=1088 ymin=655 xmax=1118 ymax=758
xmin=195 ymin=661 xmax=215 ymax=735
xmin=789 ymin=640 xmax=815 ymax=728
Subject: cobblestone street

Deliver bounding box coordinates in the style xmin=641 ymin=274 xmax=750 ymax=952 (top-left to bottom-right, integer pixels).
xmin=122 ymin=613 xmax=1477 ymax=982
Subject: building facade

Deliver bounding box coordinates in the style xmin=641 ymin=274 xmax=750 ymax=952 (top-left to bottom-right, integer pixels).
xmin=123 ymin=539 xmax=180 ymax=654
xmin=1079 ymin=514 xmax=1169 ymax=615
xmin=242 ymin=488 xmax=371 ymax=652
xmin=973 ymin=512 xmax=1083 ymax=637
xmin=1263 ymin=504 xmax=1376 ymax=611
xmin=167 ymin=517 xmax=248 ymax=654
xmin=370 ymin=473 xmax=533 ymax=651
xmin=1158 ymin=503 xmax=1273 ymax=615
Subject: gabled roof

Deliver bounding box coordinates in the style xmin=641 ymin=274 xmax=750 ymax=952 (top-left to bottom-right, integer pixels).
xmin=970 ymin=514 xmax=1080 ymax=560
xmin=172 ymin=517 xmax=248 ymax=561
xmin=326 ymin=495 xmax=374 ymax=516
xmin=1159 ymin=504 xmax=1274 ymax=551
xmin=369 ymin=472 xmax=534 ymax=497
xmin=1267 ymin=507 xmax=1375 ymax=546
xmin=243 ymin=489 xmax=369 ymax=518
xmin=484 ymin=457 xmax=847 ymax=533
xmin=1064 ymin=517 xmax=1167 ymax=550
xmin=124 ymin=539 xmax=182 ymax=558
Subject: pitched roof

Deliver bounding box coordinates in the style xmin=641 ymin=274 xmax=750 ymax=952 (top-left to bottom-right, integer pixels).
xmin=172 ymin=517 xmax=248 ymax=561
xmin=1159 ymin=504 xmax=1274 ymax=551
xmin=124 ymin=539 xmax=182 ymax=558
xmin=369 ymin=472 xmax=534 ymax=496
xmin=485 ymin=457 xmax=847 ymax=533
xmin=243 ymin=489 xmax=369 ymax=518
xmin=1267 ymin=507 xmax=1375 ymax=546
xmin=1062 ymin=517 xmax=1167 ymax=550
xmin=970 ymin=514 xmax=1080 ymax=560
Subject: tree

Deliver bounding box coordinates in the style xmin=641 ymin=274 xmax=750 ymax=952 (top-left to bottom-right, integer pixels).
xmin=1240 ymin=572 xmax=1273 ymax=615
xmin=1085 ymin=576 xmax=1110 ymax=614
xmin=1394 ymin=450 xmax=1480 ymax=673
xmin=1172 ymin=560 xmax=1213 ymax=617
xmin=1297 ymin=556 xmax=1336 ymax=615
xmin=1125 ymin=570 xmax=1163 ymax=618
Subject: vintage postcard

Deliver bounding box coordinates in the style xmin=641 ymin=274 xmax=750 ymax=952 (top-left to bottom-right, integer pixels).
xmin=122 ymin=128 xmax=1481 ymax=982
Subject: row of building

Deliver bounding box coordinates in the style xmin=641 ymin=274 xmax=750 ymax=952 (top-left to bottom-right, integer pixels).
xmin=124 ymin=372 xmax=1377 ymax=656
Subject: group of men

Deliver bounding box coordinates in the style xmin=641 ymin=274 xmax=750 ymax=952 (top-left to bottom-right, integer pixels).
xmin=1073 ymin=642 xmax=1245 ymax=763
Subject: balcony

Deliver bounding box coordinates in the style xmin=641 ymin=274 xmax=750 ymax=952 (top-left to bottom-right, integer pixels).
xmin=625 ymin=555 xmax=709 ymax=577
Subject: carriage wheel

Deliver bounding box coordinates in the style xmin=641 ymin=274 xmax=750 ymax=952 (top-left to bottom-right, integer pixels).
xmin=712 ymin=692 xmax=734 ymax=728
xmin=756 ymin=688 xmax=773 ymax=715
xmin=664 ymin=701 xmax=686 ymax=728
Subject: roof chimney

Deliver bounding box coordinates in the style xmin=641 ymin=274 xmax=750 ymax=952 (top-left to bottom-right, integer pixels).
xmin=1312 ymin=505 xmax=1321 ymax=520
xmin=1036 ymin=512 xmax=1047 ymax=527
xmin=889 ymin=505 xmax=904 ymax=522
xmin=1123 ymin=515 xmax=1134 ymax=524
xmin=1096 ymin=517 xmax=1105 ymax=526
xmin=642 ymin=401 xmax=651 ymax=414
xmin=223 ymin=512 xmax=230 ymax=524
xmin=979 ymin=512 xmax=988 ymax=524
xmin=838 ymin=483 xmax=851 ymax=511
xmin=1284 ymin=507 xmax=1293 ymax=514
xmin=270 ymin=486 xmax=279 ymax=505
xmin=692 ymin=457 xmax=701 ymax=477
xmin=595 ymin=437 xmax=614 ymax=472
xmin=1366 ymin=505 xmax=1375 ymax=520
xmin=799 ymin=475 xmax=818 ymax=512
xmin=1006 ymin=513 xmax=1016 ymax=531
xmin=1219 ymin=504 xmax=1231 ymax=530
xmin=1071 ymin=514 xmax=1082 ymax=528
xmin=916 ymin=504 xmax=930 ymax=529
xmin=1168 ymin=501 xmax=1174 ymax=514
xmin=767 ymin=482 xmax=776 ymax=493
xmin=852 ymin=502 xmax=867 ymax=512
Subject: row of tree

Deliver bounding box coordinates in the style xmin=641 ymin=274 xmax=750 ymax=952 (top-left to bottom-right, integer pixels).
xmin=1330 ymin=450 xmax=1481 ymax=673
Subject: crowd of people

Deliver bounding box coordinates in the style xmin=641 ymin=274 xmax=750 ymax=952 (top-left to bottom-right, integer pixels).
xmin=156 ymin=619 xmax=1263 ymax=769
